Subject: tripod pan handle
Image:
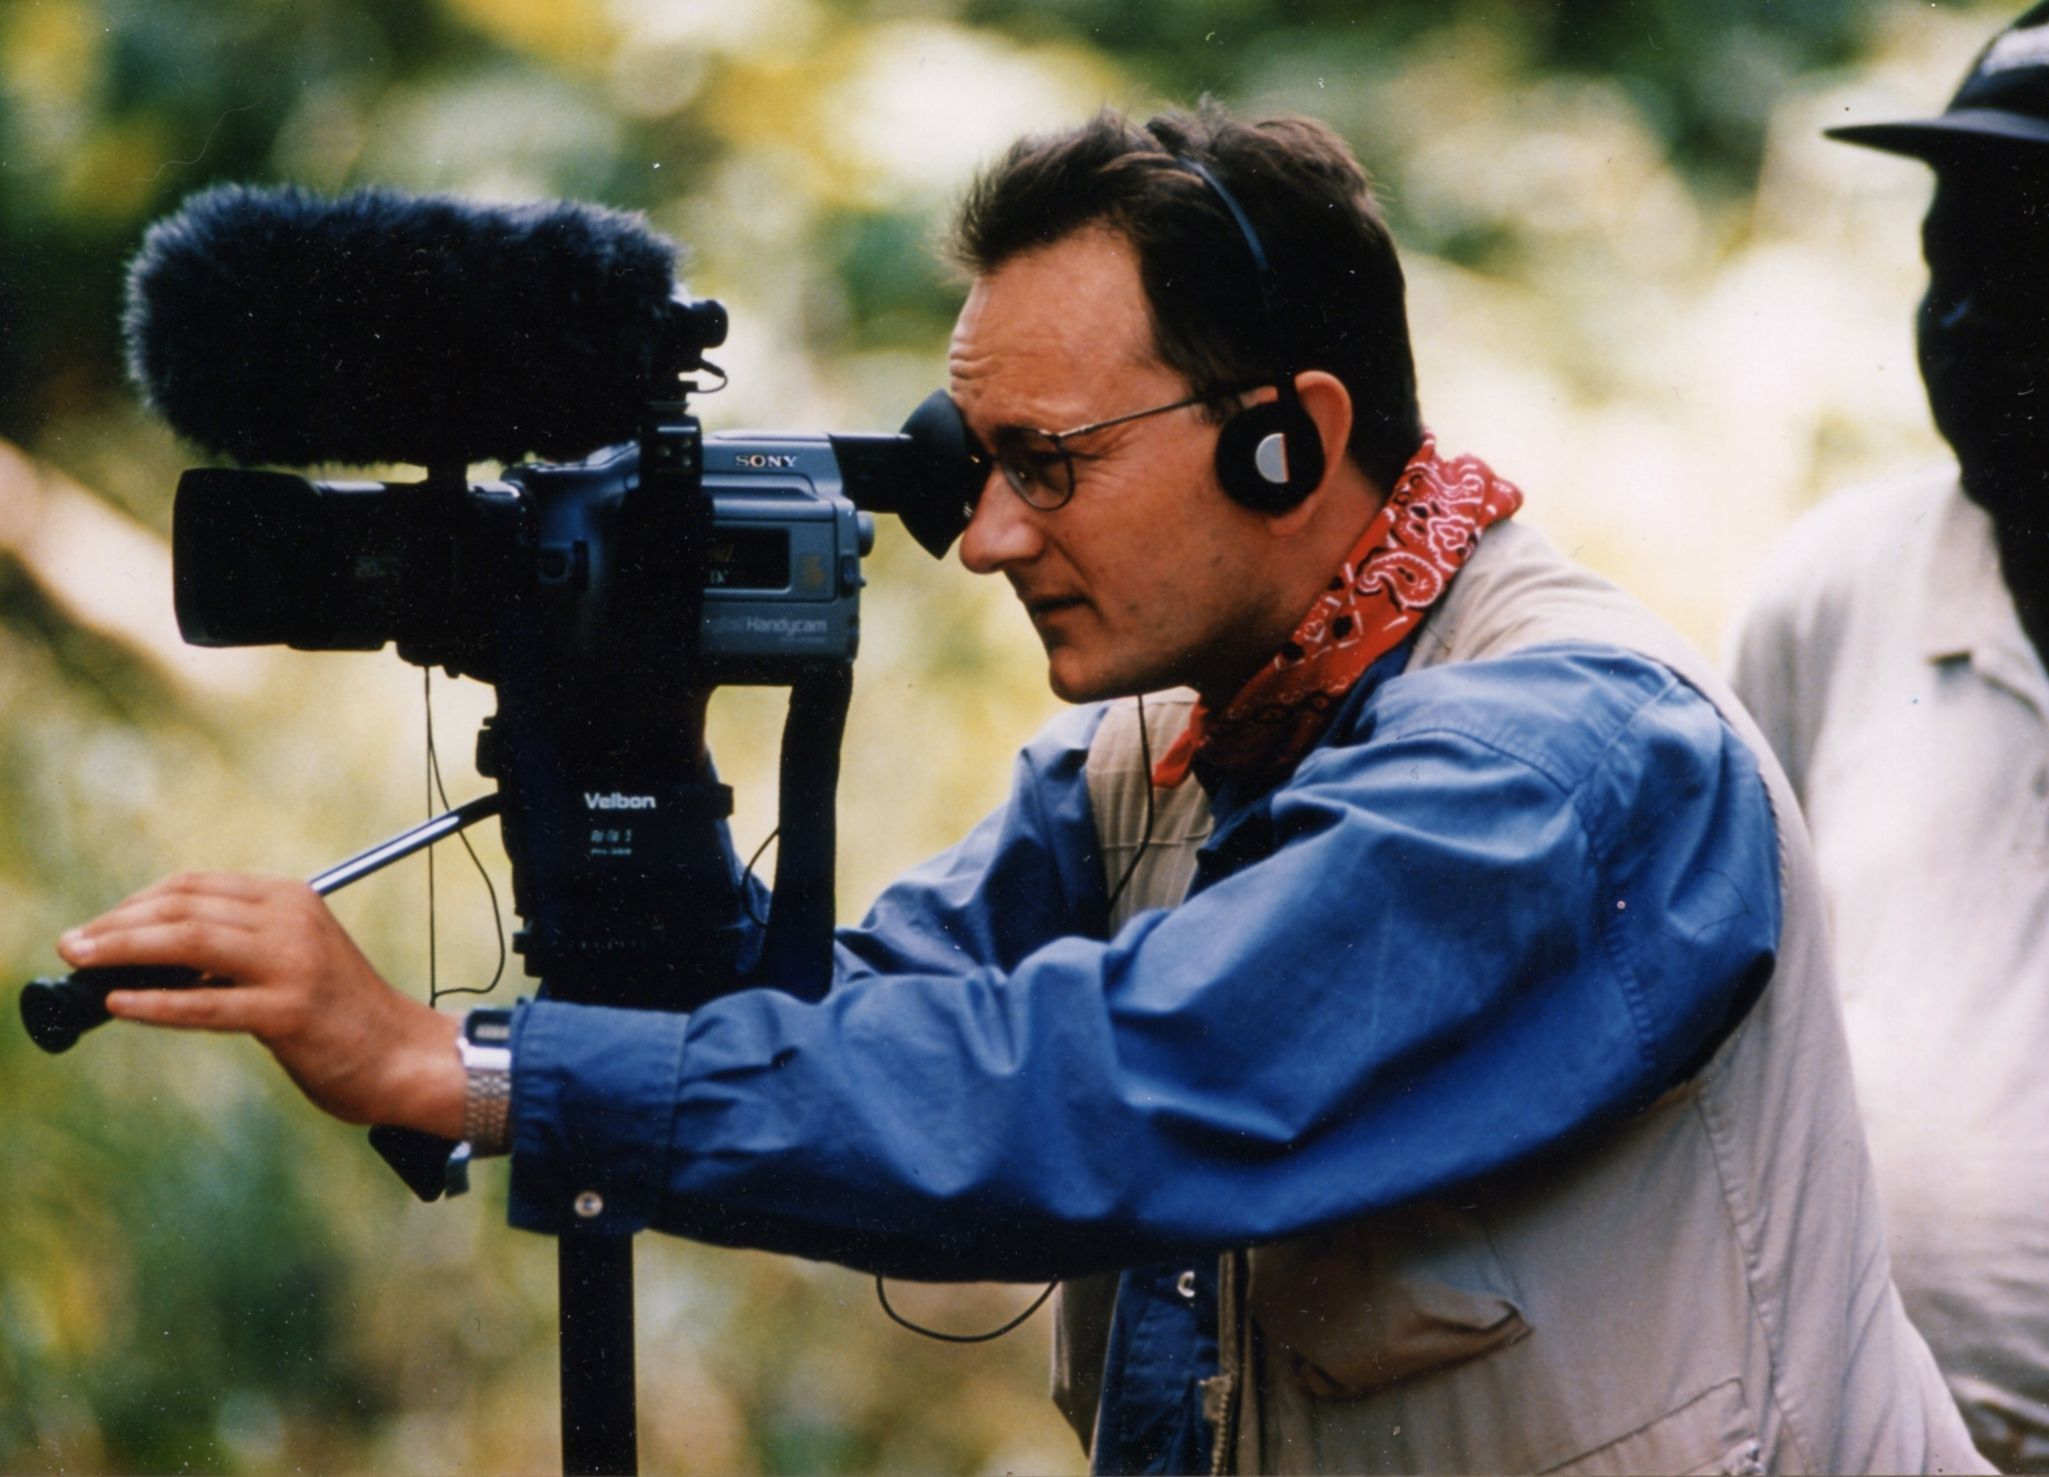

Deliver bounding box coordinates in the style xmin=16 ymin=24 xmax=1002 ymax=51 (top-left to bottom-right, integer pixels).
xmin=19 ymin=965 xmax=203 ymax=1054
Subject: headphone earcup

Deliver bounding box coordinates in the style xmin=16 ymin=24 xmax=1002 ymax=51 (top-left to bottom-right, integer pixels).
xmin=1214 ymin=397 xmax=1326 ymax=512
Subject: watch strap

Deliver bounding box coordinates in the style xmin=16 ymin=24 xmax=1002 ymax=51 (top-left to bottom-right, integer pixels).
xmin=458 ymin=1009 xmax=515 ymax=1157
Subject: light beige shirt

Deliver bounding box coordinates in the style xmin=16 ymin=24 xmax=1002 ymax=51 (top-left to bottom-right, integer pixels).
xmin=1732 ymin=467 xmax=2049 ymax=1470
xmin=1057 ymin=519 xmax=1983 ymax=1475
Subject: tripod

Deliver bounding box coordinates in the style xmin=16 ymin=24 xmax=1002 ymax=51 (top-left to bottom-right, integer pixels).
xmin=23 ymin=656 xmax=849 ymax=1475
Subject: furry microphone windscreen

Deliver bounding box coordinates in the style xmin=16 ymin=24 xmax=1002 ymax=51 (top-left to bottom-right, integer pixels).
xmin=124 ymin=184 xmax=684 ymax=469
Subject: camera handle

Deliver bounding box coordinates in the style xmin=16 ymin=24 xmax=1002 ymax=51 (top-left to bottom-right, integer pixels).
xmin=757 ymin=663 xmax=853 ymax=1000
xmin=18 ymin=793 xmax=504 ymax=1055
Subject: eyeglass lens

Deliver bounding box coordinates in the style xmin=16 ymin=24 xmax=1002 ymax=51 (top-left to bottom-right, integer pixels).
xmin=990 ymin=427 xmax=1075 ymax=508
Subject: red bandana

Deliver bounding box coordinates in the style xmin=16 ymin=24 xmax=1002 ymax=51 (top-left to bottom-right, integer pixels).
xmin=1152 ymin=434 xmax=1524 ymax=789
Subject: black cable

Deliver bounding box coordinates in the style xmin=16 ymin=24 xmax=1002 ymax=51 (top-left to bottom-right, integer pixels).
xmin=877 ymin=693 xmax=1163 ymax=1344
xmin=426 ymin=673 xmax=437 ymax=1001
xmin=740 ymin=825 xmax=778 ymax=928
xmin=875 ymin=1278 xmax=1059 ymax=1344
xmin=1105 ymin=690 xmax=1158 ymax=917
xmin=423 ymin=669 xmax=507 ymax=1007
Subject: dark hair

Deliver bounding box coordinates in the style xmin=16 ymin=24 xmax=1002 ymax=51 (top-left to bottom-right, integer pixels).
xmin=948 ymin=100 xmax=1424 ymax=490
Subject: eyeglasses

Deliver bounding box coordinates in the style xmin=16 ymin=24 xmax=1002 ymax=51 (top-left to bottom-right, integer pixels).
xmin=966 ymin=386 xmax=1254 ymax=511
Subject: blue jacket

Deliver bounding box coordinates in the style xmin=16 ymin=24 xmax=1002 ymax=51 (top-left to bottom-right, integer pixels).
xmin=505 ymin=640 xmax=1779 ymax=1469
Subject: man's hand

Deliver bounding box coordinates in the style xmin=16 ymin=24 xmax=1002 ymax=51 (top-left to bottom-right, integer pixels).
xmin=57 ymin=873 xmax=466 ymax=1140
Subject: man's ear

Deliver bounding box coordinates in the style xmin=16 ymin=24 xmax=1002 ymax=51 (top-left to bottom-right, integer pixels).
xmin=1264 ymin=370 xmax=1359 ymax=536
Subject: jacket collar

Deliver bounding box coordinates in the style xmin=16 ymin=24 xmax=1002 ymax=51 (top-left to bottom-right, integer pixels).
xmin=1922 ymin=474 xmax=2049 ymax=713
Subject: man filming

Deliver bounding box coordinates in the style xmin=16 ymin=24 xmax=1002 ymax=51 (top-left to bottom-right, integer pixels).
xmin=59 ymin=103 xmax=1981 ymax=1473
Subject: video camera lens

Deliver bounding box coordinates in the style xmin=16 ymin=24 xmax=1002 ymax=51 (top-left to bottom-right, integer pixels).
xmin=173 ymin=469 xmax=472 ymax=653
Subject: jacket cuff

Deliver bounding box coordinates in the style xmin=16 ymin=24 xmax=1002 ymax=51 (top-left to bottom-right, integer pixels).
xmin=506 ymin=998 xmax=691 ymax=1237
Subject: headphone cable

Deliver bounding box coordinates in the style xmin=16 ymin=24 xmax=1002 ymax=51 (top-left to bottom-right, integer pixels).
xmin=877 ymin=692 xmax=1161 ymax=1343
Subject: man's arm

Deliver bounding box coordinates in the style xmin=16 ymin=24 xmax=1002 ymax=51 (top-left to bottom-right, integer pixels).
xmin=58 ymin=872 xmax=467 ymax=1137
xmin=509 ymin=649 xmax=1782 ymax=1281
xmin=51 ymin=701 xmax=1108 ymax=1147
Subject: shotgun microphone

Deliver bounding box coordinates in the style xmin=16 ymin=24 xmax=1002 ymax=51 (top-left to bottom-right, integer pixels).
xmin=123 ymin=183 xmax=718 ymax=469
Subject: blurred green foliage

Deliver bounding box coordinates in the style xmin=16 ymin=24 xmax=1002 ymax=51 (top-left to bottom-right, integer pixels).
xmin=0 ymin=0 xmax=2015 ymax=1470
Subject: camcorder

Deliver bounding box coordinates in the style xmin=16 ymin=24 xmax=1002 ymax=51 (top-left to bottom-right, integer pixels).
xmin=24 ymin=184 xmax=980 ymax=1047
xmin=173 ymin=354 xmax=969 ymax=682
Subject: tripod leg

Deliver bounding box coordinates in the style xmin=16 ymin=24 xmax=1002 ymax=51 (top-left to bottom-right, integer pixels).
xmin=560 ymin=1233 xmax=638 ymax=1476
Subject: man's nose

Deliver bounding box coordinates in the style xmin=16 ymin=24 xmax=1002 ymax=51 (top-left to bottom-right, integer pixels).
xmin=958 ymin=475 xmax=1045 ymax=574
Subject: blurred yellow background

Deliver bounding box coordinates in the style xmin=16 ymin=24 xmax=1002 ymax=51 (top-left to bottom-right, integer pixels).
xmin=0 ymin=1 xmax=2005 ymax=1470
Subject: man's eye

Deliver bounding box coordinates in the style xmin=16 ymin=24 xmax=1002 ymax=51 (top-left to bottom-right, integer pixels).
xmin=1004 ymin=452 xmax=1060 ymax=486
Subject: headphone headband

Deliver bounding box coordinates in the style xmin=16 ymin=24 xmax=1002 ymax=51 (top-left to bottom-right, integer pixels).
xmin=1169 ymin=152 xmax=1324 ymax=511
xmin=1176 ymin=158 xmax=1277 ymax=301
xmin=1175 ymin=155 xmax=1287 ymax=383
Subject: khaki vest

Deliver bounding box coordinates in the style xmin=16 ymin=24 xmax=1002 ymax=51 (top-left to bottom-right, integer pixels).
xmin=1052 ymin=522 xmax=1983 ymax=1475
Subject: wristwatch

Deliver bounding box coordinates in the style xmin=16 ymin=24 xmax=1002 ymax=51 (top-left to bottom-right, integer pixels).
xmin=458 ymin=1008 xmax=516 ymax=1157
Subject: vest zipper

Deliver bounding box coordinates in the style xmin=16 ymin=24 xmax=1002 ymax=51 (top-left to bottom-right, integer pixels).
xmin=1208 ymin=1248 xmax=1247 ymax=1475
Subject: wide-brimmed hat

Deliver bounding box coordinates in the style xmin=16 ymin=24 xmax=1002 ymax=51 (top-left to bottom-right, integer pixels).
xmin=1830 ymin=1 xmax=2049 ymax=157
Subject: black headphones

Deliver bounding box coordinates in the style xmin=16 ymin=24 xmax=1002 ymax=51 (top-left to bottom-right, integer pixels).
xmin=1176 ymin=157 xmax=1326 ymax=513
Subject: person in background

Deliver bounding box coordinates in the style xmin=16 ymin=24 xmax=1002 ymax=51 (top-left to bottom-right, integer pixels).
xmin=1731 ymin=5 xmax=2049 ymax=1469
